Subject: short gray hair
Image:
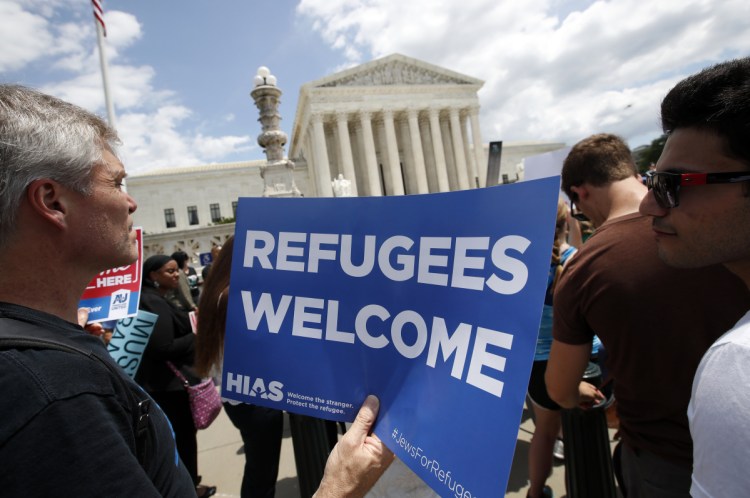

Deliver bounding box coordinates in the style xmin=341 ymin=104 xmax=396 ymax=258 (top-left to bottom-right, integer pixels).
xmin=0 ymin=85 xmax=119 ymax=248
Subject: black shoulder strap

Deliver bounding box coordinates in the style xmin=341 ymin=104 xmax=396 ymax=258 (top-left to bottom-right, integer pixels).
xmin=0 ymin=331 xmax=151 ymax=466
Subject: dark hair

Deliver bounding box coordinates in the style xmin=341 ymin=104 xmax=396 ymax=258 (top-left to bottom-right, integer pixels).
xmin=170 ymin=250 xmax=189 ymax=269
xmin=194 ymin=236 xmax=234 ymax=377
xmin=143 ymin=254 xmax=173 ymax=288
xmin=661 ymin=57 xmax=750 ymax=168
xmin=561 ymin=133 xmax=637 ymax=198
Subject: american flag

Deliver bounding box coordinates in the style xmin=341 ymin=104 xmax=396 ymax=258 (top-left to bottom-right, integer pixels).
xmin=92 ymin=0 xmax=106 ymax=37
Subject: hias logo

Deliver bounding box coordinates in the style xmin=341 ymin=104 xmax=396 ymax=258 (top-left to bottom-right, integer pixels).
xmin=225 ymin=373 xmax=283 ymax=402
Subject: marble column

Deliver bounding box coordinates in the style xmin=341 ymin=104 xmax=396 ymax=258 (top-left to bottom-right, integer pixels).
xmin=311 ymin=113 xmax=333 ymax=197
xmin=469 ymin=106 xmax=486 ymax=188
xmin=350 ymin=121 xmax=365 ymax=195
xmin=428 ymin=107 xmax=450 ymax=192
xmin=441 ymin=116 xmax=457 ymax=190
xmin=407 ymin=109 xmax=429 ymax=194
xmin=419 ymin=116 xmax=437 ymax=193
xmin=460 ymin=111 xmax=478 ymax=188
xmin=382 ymin=109 xmax=405 ymax=196
xmin=329 ymin=121 xmax=341 ymax=177
xmin=336 ymin=112 xmax=358 ymax=196
xmin=398 ymin=115 xmax=416 ymax=194
xmin=375 ymin=119 xmax=391 ymax=194
xmin=359 ymin=111 xmax=382 ymax=196
xmin=449 ymin=107 xmax=470 ymax=190
xmin=304 ymin=129 xmax=319 ymax=197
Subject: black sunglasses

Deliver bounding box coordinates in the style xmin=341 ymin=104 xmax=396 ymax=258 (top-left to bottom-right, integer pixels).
xmin=644 ymin=170 xmax=750 ymax=208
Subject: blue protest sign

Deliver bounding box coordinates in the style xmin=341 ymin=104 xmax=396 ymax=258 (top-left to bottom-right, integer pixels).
xmin=222 ymin=177 xmax=560 ymax=497
xmin=107 ymin=309 xmax=158 ymax=378
xmin=199 ymin=252 xmax=214 ymax=267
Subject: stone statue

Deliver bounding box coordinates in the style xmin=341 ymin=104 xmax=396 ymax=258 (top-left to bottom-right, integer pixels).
xmin=516 ymin=162 xmax=525 ymax=181
xmin=332 ymin=174 xmax=353 ymax=197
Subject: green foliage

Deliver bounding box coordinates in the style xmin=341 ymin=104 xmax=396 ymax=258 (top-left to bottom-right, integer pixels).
xmin=633 ymin=134 xmax=668 ymax=173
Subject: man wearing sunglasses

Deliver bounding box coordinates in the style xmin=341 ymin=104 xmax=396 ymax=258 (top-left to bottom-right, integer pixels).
xmin=545 ymin=133 xmax=749 ymax=497
xmin=639 ymin=57 xmax=750 ymax=497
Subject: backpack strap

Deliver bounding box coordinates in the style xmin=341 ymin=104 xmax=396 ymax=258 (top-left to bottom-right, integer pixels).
xmin=0 ymin=323 xmax=151 ymax=467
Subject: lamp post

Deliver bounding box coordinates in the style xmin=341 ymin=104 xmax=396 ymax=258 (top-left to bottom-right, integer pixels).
xmin=251 ymin=66 xmax=335 ymax=497
xmin=250 ymin=66 xmax=301 ymax=197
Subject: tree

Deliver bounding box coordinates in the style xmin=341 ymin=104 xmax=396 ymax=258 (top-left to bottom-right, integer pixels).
xmin=633 ymin=134 xmax=667 ymax=173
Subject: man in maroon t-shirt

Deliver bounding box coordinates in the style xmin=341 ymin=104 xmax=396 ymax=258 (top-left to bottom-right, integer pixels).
xmin=545 ymin=133 xmax=749 ymax=497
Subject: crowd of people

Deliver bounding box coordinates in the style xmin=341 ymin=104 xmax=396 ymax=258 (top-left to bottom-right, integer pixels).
xmin=1 ymin=55 xmax=748 ymax=498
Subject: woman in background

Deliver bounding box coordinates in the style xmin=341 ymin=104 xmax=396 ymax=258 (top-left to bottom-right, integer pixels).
xmin=526 ymin=199 xmax=601 ymax=498
xmin=137 ymin=255 xmax=216 ymax=498
xmin=195 ymin=238 xmax=284 ymax=498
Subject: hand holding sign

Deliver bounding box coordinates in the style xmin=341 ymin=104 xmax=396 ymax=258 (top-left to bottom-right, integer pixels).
xmin=224 ymin=178 xmax=561 ymax=497
xmin=77 ymin=307 xmax=105 ymax=339
xmin=314 ymin=396 xmax=395 ymax=498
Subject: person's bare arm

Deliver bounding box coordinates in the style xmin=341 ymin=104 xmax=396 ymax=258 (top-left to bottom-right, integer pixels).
xmin=545 ymin=340 xmax=591 ymax=408
xmin=313 ymin=395 xmax=395 ymax=498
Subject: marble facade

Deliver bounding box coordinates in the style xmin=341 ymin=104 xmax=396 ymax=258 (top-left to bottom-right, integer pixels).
xmin=289 ymin=54 xmax=487 ymax=197
xmin=127 ymin=54 xmax=566 ymax=264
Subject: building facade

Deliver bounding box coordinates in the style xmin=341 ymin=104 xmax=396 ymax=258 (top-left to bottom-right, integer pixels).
xmin=289 ymin=54 xmax=487 ymax=197
xmin=127 ymin=160 xmax=311 ymax=261
xmin=127 ymin=54 xmax=564 ymax=263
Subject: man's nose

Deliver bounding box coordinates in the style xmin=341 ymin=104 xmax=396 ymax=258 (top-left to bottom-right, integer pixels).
xmin=639 ymin=190 xmax=668 ymax=217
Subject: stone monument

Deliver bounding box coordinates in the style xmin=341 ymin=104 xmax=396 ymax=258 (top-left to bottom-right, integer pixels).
xmin=251 ymin=66 xmax=302 ymax=198
xmin=331 ymin=173 xmax=353 ymax=197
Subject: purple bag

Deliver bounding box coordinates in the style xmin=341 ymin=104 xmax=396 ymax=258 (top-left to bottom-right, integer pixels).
xmin=166 ymin=362 xmax=222 ymax=430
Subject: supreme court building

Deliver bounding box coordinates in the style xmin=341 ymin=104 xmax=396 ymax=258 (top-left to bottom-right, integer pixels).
xmin=289 ymin=54 xmax=488 ymax=198
xmin=128 ymin=54 xmax=563 ymax=261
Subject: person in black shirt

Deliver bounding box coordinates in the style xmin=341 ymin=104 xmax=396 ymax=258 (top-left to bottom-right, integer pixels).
xmin=0 ymin=84 xmax=393 ymax=498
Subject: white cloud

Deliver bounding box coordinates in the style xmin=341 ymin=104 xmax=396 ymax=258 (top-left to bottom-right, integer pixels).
xmin=0 ymin=1 xmax=55 ymax=71
xmin=193 ymin=135 xmax=254 ymax=160
xmin=1 ymin=3 xmax=253 ymax=173
xmin=116 ymin=106 xmax=199 ymax=173
xmin=105 ymin=10 xmax=143 ymax=50
xmin=115 ymin=107 xmax=255 ymax=175
xmin=297 ymin=0 xmax=750 ymax=147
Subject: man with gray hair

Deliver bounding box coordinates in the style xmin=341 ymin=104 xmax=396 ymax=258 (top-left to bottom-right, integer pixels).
xmin=0 ymin=85 xmax=392 ymax=496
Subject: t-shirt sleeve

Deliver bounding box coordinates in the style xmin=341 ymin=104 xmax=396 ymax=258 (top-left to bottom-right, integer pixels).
xmin=689 ymin=339 xmax=750 ymax=497
xmin=552 ymin=266 xmax=595 ymax=345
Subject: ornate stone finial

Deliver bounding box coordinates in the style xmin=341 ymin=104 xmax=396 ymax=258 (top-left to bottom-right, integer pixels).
xmin=251 ymin=67 xmax=286 ymax=162
xmin=250 ymin=66 xmax=301 ymax=198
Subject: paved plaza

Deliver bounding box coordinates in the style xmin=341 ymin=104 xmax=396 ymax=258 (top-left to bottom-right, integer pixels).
xmin=198 ymin=402 xmax=620 ymax=498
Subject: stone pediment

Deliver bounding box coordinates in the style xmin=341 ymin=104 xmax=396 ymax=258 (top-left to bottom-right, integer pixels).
xmin=312 ymin=53 xmax=483 ymax=88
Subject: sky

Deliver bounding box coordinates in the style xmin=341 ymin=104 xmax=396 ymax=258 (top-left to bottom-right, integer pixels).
xmin=1 ymin=0 xmax=748 ymax=175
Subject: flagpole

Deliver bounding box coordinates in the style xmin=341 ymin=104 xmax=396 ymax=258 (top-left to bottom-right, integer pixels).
xmin=93 ymin=0 xmax=116 ymax=129
xmin=92 ymin=1 xmax=128 ymax=191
